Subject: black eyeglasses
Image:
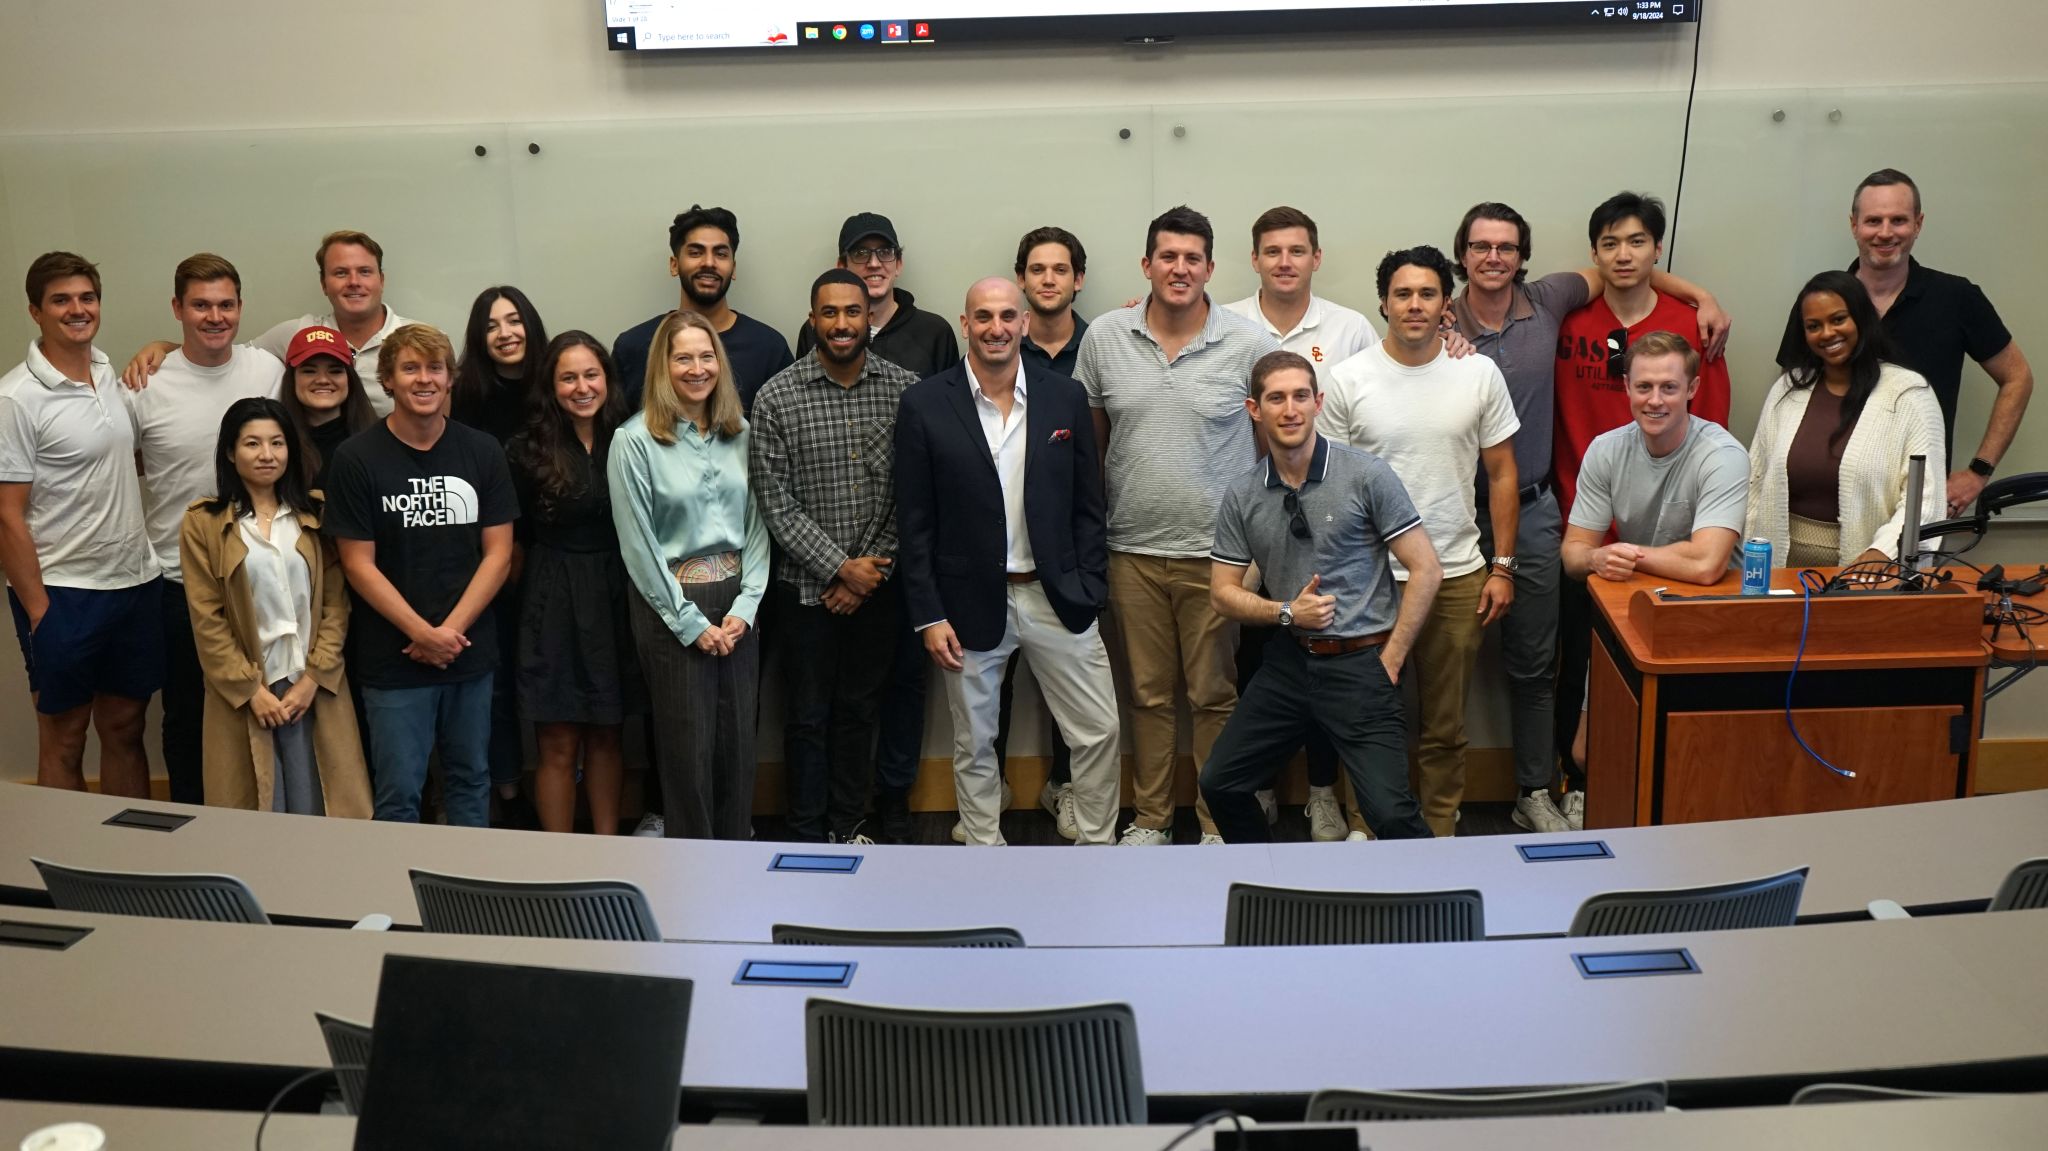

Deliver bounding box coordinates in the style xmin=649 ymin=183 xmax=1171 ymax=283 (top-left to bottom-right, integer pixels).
xmin=1283 ymin=490 xmax=1311 ymax=540
xmin=1605 ymin=328 xmax=1629 ymax=379
xmin=1464 ymin=241 xmax=1523 ymax=258
xmin=846 ymin=245 xmax=899 ymax=265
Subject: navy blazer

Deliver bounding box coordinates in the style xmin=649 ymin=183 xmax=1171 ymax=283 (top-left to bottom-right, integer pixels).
xmin=894 ymin=361 xmax=1108 ymax=652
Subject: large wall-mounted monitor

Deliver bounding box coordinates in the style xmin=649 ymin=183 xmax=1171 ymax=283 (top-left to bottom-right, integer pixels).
xmin=604 ymin=1 xmax=1698 ymax=53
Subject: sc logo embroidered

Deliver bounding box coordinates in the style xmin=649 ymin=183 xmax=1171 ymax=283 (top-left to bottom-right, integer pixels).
xmin=1311 ymin=346 xmax=1324 ymax=362
xmin=303 ymin=329 xmax=339 ymax=346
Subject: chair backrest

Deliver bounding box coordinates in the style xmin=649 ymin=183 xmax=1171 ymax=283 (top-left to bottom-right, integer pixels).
xmin=315 ymin=1012 xmax=372 ymax=1116
xmin=806 ymin=999 xmax=1145 ymax=1126
xmin=1306 ymin=1081 xmax=1668 ymax=1122
xmin=1225 ymin=883 xmax=1484 ymax=946
xmin=408 ymin=870 xmax=661 ymax=941
xmin=32 ymin=857 xmax=270 ymax=925
xmin=1568 ymin=867 xmax=1809 ymax=937
xmin=1989 ymin=857 xmax=2048 ymax=912
xmin=1790 ymin=1083 xmax=1981 ymax=1105
xmin=771 ymin=924 xmax=1025 ymax=948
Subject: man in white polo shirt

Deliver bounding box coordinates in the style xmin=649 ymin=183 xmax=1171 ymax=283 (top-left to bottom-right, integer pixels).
xmin=0 ymin=252 xmax=162 ymax=797
xmin=129 ymin=253 xmax=282 ymax=805
xmin=1322 ymin=245 xmax=1520 ymax=838
xmin=125 ymin=230 xmax=411 ymax=417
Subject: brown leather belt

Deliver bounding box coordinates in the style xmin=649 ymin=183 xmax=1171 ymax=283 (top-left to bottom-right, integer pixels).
xmin=1006 ymin=570 xmax=1039 ymax=584
xmin=1297 ymin=631 xmax=1390 ymax=656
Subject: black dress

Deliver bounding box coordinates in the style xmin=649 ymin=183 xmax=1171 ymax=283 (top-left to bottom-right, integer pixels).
xmin=506 ymin=436 xmax=648 ymax=726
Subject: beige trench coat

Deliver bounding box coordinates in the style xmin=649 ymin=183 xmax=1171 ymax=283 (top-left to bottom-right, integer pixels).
xmin=179 ymin=498 xmax=371 ymax=817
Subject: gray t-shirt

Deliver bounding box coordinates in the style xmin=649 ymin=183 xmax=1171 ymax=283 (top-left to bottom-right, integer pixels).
xmin=1211 ymin=436 xmax=1423 ymax=639
xmin=1568 ymin=415 xmax=1749 ymax=549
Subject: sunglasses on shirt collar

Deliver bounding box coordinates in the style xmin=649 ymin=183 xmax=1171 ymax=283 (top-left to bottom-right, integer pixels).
xmin=1606 ymin=328 xmax=1629 ymax=380
xmin=1283 ymin=489 xmax=1311 ymax=540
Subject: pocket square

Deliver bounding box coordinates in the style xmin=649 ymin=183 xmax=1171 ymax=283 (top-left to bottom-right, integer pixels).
xmin=1049 ymin=428 xmax=1073 ymax=443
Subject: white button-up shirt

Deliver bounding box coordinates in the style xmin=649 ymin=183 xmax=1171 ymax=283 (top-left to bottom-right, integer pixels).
xmin=236 ymin=508 xmax=313 ymax=686
xmin=965 ymin=358 xmax=1034 ymax=573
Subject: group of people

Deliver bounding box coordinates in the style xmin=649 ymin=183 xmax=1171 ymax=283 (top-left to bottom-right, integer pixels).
xmin=2 ymin=167 xmax=2029 ymax=847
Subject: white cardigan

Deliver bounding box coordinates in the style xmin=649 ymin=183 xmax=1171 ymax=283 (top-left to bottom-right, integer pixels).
xmin=1744 ymin=362 xmax=1947 ymax=563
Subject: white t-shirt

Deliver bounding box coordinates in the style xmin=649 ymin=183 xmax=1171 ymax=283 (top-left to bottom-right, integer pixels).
xmin=1222 ymin=293 xmax=1378 ymax=389
xmin=1320 ymin=342 xmax=1520 ymax=580
xmin=253 ymin=306 xmax=412 ymax=418
xmin=0 ymin=342 xmax=157 ymax=589
xmin=130 ymin=346 xmax=283 ymax=582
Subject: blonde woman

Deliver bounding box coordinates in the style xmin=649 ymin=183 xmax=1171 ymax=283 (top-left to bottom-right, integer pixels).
xmin=609 ymin=311 xmax=768 ymax=840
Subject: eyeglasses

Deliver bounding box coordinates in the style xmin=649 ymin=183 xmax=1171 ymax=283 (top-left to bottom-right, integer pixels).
xmin=1465 ymin=241 xmax=1523 ymax=258
xmin=1283 ymin=489 xmax=1311 ymax=540
xmin=1605 ymin=328 xmax=1629 ymax=379
xmin=846 ymin=246 xmax=899 ymax=265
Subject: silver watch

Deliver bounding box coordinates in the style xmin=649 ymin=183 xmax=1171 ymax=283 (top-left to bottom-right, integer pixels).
xmin=1277 ymin=601 xmax=1294 ymax=628
xmin=1491 ymin=555 xmax=1519 ymax=574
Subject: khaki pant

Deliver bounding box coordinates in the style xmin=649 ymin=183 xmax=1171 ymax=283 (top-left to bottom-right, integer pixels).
xmin=1409 ymin=567 xmax=1488 ymax=838
xmin=1107 ymin=552 xmax=1237 ymax=833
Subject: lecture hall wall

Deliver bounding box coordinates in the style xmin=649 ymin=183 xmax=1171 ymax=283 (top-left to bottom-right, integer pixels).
xmin=1 ymin=0 xmax=2044 ymax=786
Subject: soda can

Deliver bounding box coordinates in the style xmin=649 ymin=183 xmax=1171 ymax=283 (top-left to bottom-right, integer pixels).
xmin=1742 ymin=537 xmax=1773 ymax=596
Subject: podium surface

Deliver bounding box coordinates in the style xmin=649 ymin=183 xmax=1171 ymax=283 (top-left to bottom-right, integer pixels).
xmin=1586 ymin=567 xmax=1987 ymax=828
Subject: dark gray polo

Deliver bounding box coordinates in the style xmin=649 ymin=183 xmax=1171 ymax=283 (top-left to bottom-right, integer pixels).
xmin=1211 ymin=435 xmax=1423 ymax=639
xmin=1450 ymin=270 xmax=1589 ymax=488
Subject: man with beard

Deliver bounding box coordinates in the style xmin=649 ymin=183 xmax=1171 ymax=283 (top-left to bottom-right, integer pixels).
xmin=749 ymin=270 xmax=922 ymax=844
xmin=613 ymin=205 xmax=794 ymax=411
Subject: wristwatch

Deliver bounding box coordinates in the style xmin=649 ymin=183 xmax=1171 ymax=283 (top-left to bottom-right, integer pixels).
xmin=1969 ymin=457 xmax=1996 ymax=478
xmin=1490 ymin=555 xmax=1519 ymax=575
xmin=1277 ymin=601 xmax=1294 ymax=628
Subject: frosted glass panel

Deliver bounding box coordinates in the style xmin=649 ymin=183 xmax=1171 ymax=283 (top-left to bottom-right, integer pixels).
xmin=503 ymin=107 xmax=1158 ymax=351
xmin=0 ymin=125 xmax=517 ymax=366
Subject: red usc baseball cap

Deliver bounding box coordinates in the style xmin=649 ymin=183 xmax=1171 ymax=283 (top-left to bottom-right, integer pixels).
xmin=284 ymin=325 xmax=354 ymax=368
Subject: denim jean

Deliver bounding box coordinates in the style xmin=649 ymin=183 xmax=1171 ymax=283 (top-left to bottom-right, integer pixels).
xmin=362 ymin=674 xmax=494 ymax=827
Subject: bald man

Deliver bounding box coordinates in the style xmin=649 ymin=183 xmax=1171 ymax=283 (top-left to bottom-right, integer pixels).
xmin=893 ymin=279 xmax=1120 ymax=845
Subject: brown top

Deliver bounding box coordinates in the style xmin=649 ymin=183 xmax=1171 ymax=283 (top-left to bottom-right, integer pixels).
xmin=1786 ymin=383 xmax=1856 ymax=522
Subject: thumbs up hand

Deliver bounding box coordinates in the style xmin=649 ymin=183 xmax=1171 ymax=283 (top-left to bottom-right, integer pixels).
xmin=1289 ymin=574 xmax=1338 ymax=632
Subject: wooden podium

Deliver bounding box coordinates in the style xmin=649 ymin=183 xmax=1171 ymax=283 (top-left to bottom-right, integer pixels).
xmin=1586 ymin=568 xmax=1987 ymax=828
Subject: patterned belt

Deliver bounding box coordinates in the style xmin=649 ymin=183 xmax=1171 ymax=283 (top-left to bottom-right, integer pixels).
xmin=673 ymin=551 xmax=741 ymax=585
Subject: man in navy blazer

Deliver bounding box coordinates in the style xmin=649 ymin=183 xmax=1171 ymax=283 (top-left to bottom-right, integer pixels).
xmin=895 ymin=278 xmax=1121 ymax=845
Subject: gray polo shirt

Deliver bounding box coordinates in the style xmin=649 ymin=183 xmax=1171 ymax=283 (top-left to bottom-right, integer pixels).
xmin=1076 ymin=296 xmax=1280 ymax=557
xmin=1451 ymin=270 xmax=1589 ymax=487
xmin=1212 ymin=436 xmax=1422 ymax=639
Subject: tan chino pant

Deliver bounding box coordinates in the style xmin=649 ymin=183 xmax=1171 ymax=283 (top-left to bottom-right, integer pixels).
xmin=1409 ymin=567 xmax=1488 ymax=838
xmin=1107 ymin=552 xmax=1238 ymax=834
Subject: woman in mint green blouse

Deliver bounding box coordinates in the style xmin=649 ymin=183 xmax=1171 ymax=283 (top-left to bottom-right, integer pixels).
xmin=608 ymin=311 xmax=769 ymax=840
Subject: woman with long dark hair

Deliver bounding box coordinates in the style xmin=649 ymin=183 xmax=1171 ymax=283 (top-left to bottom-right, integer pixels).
xmin=179 ymin=397 xmax=370 ymax=815
xmin=451 ymin=285 xmax=549 ymax=445
xmin=276 ymin=327 xmax=376 ymax=492
xmin=1746 ymin=270 xmax=1946 ymax=568
xmin=505 ymin=332 xmax=645 ymax=834
xmin=609 ymin=310 xmax=767 ymax=841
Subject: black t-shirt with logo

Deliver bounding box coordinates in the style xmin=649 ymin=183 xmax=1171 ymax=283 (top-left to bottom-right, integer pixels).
xmin=324 ymin=420 xmax=519 ymax=689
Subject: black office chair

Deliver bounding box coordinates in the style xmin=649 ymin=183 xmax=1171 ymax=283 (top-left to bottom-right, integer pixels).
xmin=1989 ymin=857 xmax=2048 ymax=912
xmin=1306 ymin=1081 xmax=1668 ymax=1122
xmin=314 ymin=1013 xmax=372 ymax=1116
xmin=1224 ymin=882 xmax=1484 ymax=946
xmin=34 ymin=857 xmax=270 ymax=924
xmin=806 ymin=999 xmax=1145 ymax=1125
xmin=1568 ymin=867 xmax=1808 ymax=937
xmin=408 ymin=869 xmax=661 ymax=941
xmin=771 ymin=924 xmax=1024 ymax=948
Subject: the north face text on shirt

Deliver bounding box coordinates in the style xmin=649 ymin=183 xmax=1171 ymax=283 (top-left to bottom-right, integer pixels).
xmin=382 ymin=476 xmax=481 ymax=527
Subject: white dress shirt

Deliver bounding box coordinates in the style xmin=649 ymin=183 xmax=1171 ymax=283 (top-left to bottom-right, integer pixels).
xmin=966 ymin=359 xmax=1035 ymax=573
xmin=236 ymin=508 xmax=313 ymax=686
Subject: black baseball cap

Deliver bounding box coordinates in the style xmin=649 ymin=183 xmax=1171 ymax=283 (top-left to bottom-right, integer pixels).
xmin=838 ymin=212 xmax=899 ymax=254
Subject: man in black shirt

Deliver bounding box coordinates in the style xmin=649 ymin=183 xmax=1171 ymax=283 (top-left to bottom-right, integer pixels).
xmin=326 ymin=324 xmax=518 ymax=827
xmin=613 ymin=205 xmax=795 ymax=411
xmin=1017 ymin=225 xmax=1089 ymax=377
xmin=795 ymin=212 xmax=961 ymax=379
xmin=1780 ymin=169 xmax=2033 ymax=517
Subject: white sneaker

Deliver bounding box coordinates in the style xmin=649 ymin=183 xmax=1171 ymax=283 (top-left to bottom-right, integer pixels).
xmin=631 ymin=813 xmax=665 ymax=838
xmin=1344 ymin=829 xmax=1370 ymax=842
xmin=1254 ymin=789 xmax=1278 ymax=826
xmin=1040 ymin=780 xmax=1078 ymax=841
xmin=1117 ymin=825 xmax=1172 ymax=846
xmin=1304 ymin=786 xmax=1345 ymax=842
xmin=1199 ymin=832 xmax=1226 ymax=845
xmin=1561 ymin=790 xmax=1587 ymax=831
xmin=952 ymin=781 xmax=1014 ymax=844
xmin=1513 ymin=791 xmax=1573 ymax=834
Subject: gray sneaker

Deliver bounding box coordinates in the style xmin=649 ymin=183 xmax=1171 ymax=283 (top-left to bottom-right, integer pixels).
xmin=1117 ymin=825 xmax=1171 ymax=846
xmin=1040 ymin=780 xmax=1078 ymax=841
xmin=1561 ymin=790 xmax=1587 ymax=831
xmin=953 ymin=781 xmax=1014 ymax=843
xmin=1304 ymin=786 xmax=1346 ymax=842
xmin=631 ymin=813 xmax=665 ymax=838
xmin=1512 ymin=791 xmax=1573 ymax=834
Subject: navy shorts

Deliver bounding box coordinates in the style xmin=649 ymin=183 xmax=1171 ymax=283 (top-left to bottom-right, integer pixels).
xmin=8 ymin=579 xmax=165 ymax=715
